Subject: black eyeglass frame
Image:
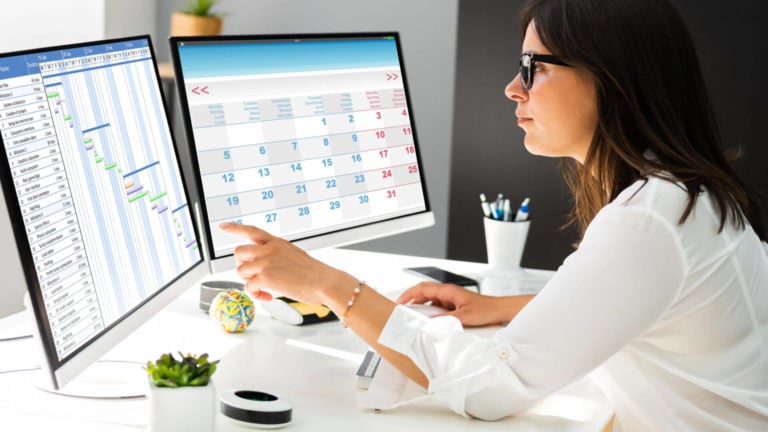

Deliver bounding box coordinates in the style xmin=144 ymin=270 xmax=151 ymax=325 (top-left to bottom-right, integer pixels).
xmin=519 ymin=53 xmax=570 ymax=91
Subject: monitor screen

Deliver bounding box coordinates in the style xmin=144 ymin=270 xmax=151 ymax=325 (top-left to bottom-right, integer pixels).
xmin=0 ymin=36 xmax=206 ymax=392
xmin=169 ymin=33 xmax=433 ymax=271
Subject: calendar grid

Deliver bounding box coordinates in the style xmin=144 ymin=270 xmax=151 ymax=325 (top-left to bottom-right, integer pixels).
xmin=174 ymin=35 xmax=430 ymax=258
xmin=208 ymin=180 xmax=424 ymax=224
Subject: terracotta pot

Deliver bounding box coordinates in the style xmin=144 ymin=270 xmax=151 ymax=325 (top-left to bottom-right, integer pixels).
xmin=170 ymin=12 xmax=222 ymax=36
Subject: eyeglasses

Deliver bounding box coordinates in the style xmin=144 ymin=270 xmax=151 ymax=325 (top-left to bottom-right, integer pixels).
xmin=519 ymin=53 xmax=570 ymax=91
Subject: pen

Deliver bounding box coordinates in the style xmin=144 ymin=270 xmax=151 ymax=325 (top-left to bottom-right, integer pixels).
xmin=479 ymin=193 xmax=492 ymax=218
xmin=503 ymin=198 xmax=513 ymax=221
xmin=495 ymin=193 xmax=504 ymax=220
xmin=515 ymin=197 xmax=530 ymax=221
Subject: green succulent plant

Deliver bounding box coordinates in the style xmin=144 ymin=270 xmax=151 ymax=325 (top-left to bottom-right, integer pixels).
xmin=146 ymin=352 xmax=219 ymax=388
xmin=180 ymin=0 xmax=221 ymax=17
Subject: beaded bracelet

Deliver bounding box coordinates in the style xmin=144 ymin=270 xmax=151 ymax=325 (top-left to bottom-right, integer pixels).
xmin=341 ymin=280 xmax=365 ymax=328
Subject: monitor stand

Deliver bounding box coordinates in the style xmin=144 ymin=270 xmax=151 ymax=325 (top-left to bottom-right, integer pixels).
xmin=21 ymin=293 xmax=148 ymax=399
xmin=36 ymin=360 xmax=147 ymax=399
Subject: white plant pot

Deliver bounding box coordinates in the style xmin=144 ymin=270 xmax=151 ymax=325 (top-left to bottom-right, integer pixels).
xmin=148 ymin=380 xmax=216 ymax=432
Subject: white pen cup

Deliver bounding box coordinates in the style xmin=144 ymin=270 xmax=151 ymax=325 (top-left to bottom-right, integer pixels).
xmin=483 ymin=217 xmax=530 ymax=276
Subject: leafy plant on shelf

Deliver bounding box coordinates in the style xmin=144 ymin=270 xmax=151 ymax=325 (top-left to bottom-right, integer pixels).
xmin=146 ymin=352 xmax=219 ymax=388
xmin=180 ymin=0 xmax=221 ymax=17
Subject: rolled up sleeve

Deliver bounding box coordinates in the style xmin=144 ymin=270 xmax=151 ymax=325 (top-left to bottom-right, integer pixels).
xmin=376 ymin=306 xmax=540 ymax=420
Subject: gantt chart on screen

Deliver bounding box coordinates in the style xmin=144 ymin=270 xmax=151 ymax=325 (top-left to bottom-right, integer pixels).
xmin=0 ymin=39 xmax=199 ymax=360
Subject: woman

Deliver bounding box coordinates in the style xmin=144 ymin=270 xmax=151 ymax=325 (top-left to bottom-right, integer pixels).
xmin=221 ymin=0 xmax=768 ymax=429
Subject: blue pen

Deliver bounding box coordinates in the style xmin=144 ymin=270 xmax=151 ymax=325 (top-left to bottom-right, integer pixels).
xmin=495 ymin=193 xmax=504 ymax=220
xmin=515 ymin=197 xmax=530 ymax=221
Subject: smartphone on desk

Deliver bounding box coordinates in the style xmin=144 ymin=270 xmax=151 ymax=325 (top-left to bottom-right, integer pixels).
xmin=403 ymin=266 xmax=478 ymax=287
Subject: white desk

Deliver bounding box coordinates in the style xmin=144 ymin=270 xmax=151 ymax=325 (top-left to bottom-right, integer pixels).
xmin=0 ymin=248 xmax=613 ymax=431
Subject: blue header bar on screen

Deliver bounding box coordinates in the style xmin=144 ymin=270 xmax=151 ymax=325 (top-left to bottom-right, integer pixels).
xmin=0 ymin=38 xmax=150 ymax=80
xmin=176 ymin=38 xmax=400 ymax=79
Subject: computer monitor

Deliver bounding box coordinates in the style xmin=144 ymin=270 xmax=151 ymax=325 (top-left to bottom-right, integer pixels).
xmin=0 ymin=36 xmax=207 ymax=395
xmin=169 ymin=33 xmax=434 ymax=272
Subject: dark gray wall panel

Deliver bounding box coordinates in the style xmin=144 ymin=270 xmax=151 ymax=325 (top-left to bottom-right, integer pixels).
xmin=448 ymin=0 xmax=768 ymax=269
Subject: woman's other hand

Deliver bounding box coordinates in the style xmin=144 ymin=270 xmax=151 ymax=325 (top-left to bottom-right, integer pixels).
xmin=396 ymin=281 xmax=534 ymax=327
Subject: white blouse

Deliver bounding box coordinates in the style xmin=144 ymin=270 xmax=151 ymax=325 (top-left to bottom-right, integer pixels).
xmin=369 ymin=176 xmax=768 ymax=431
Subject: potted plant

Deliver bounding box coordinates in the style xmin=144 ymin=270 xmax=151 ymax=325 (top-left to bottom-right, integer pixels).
xmin=145 ymin=352 xmax=219 ymax=432
xmin=170 ymin=0 xmax=224 ymax=36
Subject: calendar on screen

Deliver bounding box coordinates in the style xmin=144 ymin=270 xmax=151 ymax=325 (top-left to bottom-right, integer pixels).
xmin=170 ymin=34 xmax=430 ymax=260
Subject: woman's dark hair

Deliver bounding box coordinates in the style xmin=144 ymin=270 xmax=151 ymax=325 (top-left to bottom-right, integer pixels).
xmin=520 ymin=0 xmax=766 ymax=241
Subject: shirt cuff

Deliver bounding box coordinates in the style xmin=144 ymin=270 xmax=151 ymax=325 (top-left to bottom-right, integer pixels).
xmin=376 ymin=305 xmax=534 ymax=419
xmin=378 ymin=304 xmax=449 ymax=364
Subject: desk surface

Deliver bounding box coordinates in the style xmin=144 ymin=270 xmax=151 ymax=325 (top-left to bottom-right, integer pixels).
xmin=0 ymin=248 xmax=612 ymax=431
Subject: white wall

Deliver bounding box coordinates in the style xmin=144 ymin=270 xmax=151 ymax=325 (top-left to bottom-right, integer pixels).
xmin=0 ymin=190 xmax=26 ymax=317
xmin=0 ymin=0 xmax=152 ymax=317
xmin=0 ymin=1 xmax=107 ymax=317
xmin=157 ymin=0 xmax=459 ymax=259
xmin=104 ymin=0 xmax=156 ymax=40
xmin=0 ymin=0 xmax=458 ymax=316
xmin=0 ymin=0 xmax=105 ymax=53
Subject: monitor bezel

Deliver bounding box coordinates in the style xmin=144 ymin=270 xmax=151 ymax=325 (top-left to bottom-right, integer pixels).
xmin=0 ymin=35 xmax=207 ymax=390
xmin=168 ymin=32 xmax=434 ymax=269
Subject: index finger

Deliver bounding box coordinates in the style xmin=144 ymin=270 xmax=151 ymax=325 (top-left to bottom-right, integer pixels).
xmin=219 ymin=222 xmax=274 ymax=244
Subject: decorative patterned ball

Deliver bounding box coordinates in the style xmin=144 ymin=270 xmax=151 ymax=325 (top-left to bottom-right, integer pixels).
xmin=209 ymin=289 xmax=255 ymax=333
